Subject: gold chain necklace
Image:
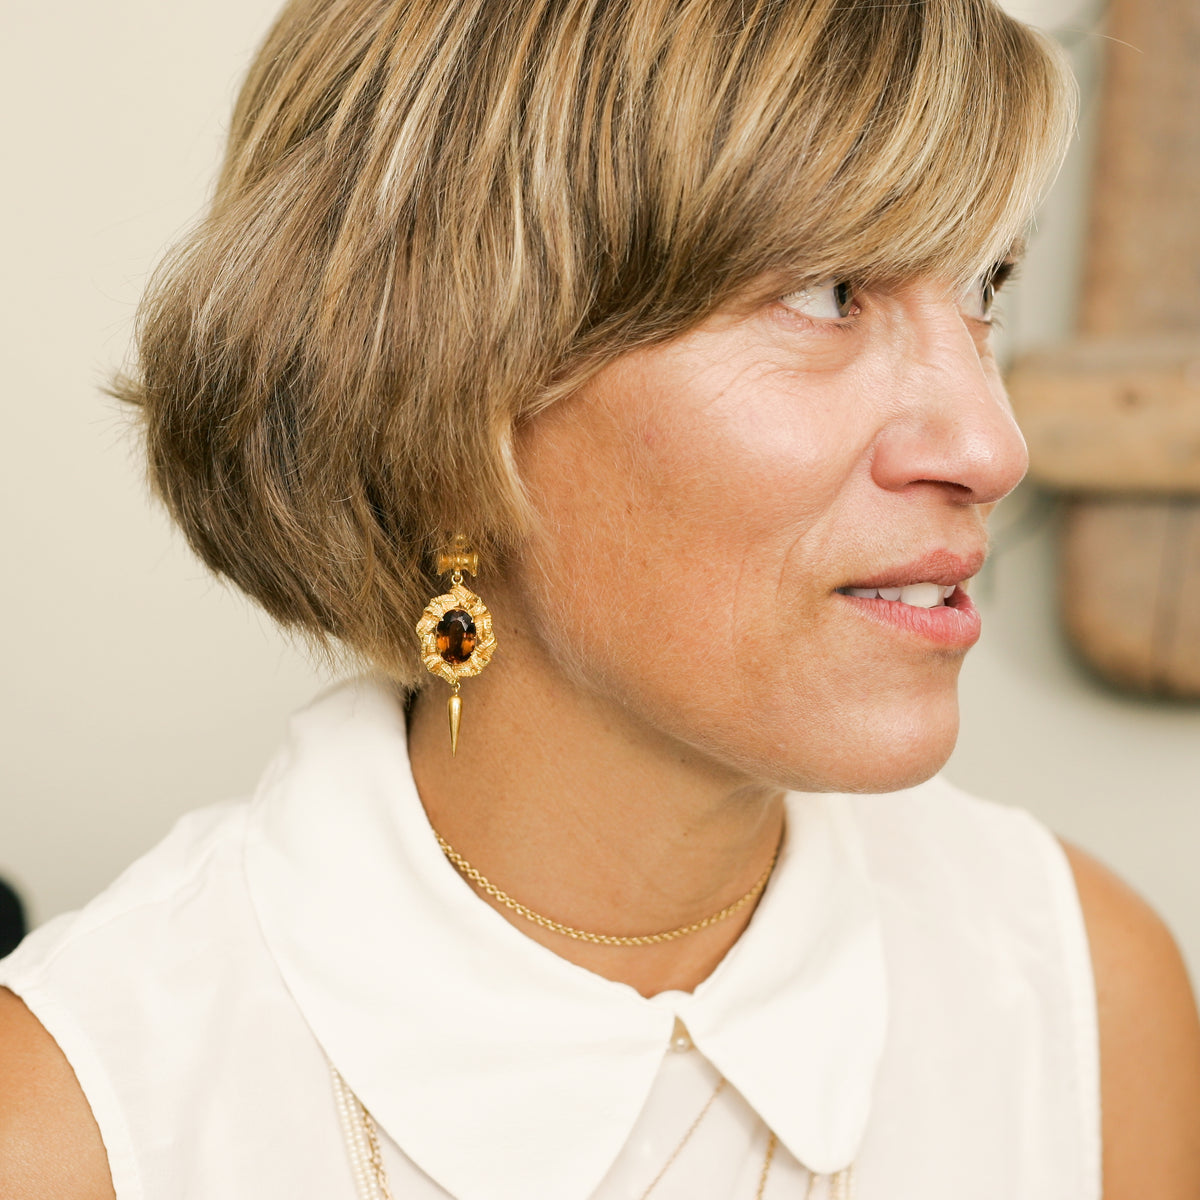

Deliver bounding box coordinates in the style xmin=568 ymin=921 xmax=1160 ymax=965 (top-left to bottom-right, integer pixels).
xmin=434 ymin=832 xmax=780 ymax=946
xmin=330 ymin=1063 xmax=856 ymax=1199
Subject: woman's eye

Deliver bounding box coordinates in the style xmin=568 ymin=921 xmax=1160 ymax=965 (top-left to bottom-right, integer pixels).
xmin=959 ymin=261 xmax=1015 ymax=322
xmin=779 ymin=280 xmax=859 ymax=320
xmin=959 ymin=276 xmax=997 ymax=321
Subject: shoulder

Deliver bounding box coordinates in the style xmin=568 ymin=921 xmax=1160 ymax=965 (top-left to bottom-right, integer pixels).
xmin=0 ymin=987 xmax=114 ymax=1199
xmin=1059 ymin=841 xmax=1200 ymax=1200
xmin=0 ymin=799 xmax=258 ymax=1200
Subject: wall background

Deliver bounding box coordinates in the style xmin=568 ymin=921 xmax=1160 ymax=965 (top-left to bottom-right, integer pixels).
xmin=2 ymin=1 xmax=1197 ymax=975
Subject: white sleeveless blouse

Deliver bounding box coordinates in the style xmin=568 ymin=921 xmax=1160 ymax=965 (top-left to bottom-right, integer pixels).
xmin=0 ymin=679 xmax=1100 ymax=1199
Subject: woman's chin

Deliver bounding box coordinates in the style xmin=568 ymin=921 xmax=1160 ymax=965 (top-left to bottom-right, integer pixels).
xmin=837 ymin=739 xmax=957 ymax=794
xmin=754 ymin=693 xmax=962 ymax=796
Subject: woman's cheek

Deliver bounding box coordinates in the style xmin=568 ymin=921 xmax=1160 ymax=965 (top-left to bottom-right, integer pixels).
xmin=673 ymin=372 xmax=871 ymax=525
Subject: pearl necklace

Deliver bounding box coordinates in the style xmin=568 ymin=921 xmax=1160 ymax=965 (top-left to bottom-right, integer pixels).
xmin=331 ymin=1063 xmax=395 ymax=1200
xmin=329 ymin=1061 xmax=856 ymax=1199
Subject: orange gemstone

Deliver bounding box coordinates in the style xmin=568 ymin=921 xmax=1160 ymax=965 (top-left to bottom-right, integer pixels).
xmin=436 ymin=609 xmax=476 ymax=664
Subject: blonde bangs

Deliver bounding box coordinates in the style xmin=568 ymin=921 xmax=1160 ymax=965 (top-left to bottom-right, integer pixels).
xmin=805 ymin=0 xmax=1078 ymax=287
xmin=599 ymin=0 xmax=1078 ymax=330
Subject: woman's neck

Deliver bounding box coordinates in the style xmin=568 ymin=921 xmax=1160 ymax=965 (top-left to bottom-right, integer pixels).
xmin=406 ymin=634 xmax=785 ymax=998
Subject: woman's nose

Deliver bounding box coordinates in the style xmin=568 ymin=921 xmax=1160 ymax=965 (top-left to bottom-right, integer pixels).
xmin=869 ymin=305 xmax=1029 ymax=506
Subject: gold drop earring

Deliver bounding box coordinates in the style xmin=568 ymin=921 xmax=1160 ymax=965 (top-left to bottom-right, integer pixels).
xmin=415 ymin=534 xmax=496 ymax=755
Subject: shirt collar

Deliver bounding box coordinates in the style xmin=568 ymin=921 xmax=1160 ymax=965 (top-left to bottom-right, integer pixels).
xmin=245 ymin=678 xmax=888 ymax=1200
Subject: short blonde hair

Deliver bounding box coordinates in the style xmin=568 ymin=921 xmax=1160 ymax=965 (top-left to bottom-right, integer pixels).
xmin=118 ymin=0 xmax=1074 ymax=687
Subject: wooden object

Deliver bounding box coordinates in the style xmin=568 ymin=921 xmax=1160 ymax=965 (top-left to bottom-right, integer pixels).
xmin=1009 ymin=338 xmax=1200 ymax=493
xmin=1007 ymin=0 xmax=1200 ymax=698
xmin=1062 ymin=499 xmax=1200 ymax=696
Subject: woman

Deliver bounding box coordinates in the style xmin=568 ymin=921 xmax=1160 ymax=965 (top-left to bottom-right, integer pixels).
xmin=2 ymin=0 xmax=1198 ymax=1197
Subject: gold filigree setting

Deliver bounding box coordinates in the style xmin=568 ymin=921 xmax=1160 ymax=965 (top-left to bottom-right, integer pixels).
xmin=416 ymin=581 xmax=496 ymax=686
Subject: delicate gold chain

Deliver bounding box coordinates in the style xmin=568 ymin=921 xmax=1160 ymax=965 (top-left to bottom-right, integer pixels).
xmin=359 ymin=1095 xmax=395 ymax=1200
xmin=638 ymin=1078 xmax=727 ymax=1199
xmin=759 ymin=1131 xmax=779 ymax=1199
xmin=434 ymin=833 xmax=779 ymax=946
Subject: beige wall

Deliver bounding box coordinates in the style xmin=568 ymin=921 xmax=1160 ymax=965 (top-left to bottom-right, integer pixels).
xmin=3 ymin=2 xmax=1197 ymax=977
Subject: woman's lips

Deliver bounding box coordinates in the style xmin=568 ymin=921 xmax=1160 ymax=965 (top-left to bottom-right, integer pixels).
xmin=837 ymin=549 xmax=986 ymax=592
xmin=835 ymin=584 xmax=982 ymax=648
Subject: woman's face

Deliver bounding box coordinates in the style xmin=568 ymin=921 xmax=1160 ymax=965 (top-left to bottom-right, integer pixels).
xmin=509 ymin=275 xmax=1026 ymax=794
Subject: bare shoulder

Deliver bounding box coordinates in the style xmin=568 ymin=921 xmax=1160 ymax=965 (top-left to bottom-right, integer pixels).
xmin=1059 ymin=840 xmax=1200 ymax=1200
xmin=0 ymin=987 xmax=116 ymax=1200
